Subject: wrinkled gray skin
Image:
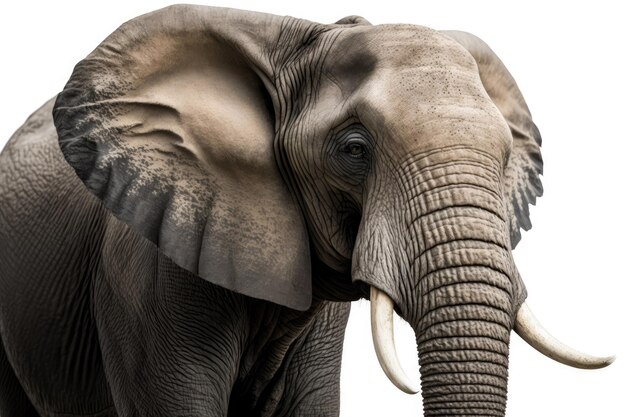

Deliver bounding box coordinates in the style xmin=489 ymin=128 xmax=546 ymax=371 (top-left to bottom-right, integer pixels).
xmin=0 ymin=5 xmax=543 ymax=417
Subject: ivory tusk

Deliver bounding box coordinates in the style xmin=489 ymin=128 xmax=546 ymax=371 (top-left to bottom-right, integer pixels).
xmin=370 ymin=286 xmax=419 ymax=394
xmin=514 ymin=302 xmax=615 ymax=369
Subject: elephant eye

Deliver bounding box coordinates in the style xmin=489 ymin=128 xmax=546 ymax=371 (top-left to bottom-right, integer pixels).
xmin=344 ymin=141 xmax=366 ymax=158
xmin=327 ymin=123 xmax=372 ymax=187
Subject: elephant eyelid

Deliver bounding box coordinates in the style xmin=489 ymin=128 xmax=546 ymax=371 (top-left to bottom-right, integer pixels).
xmin=332 ymin=123 xmax=373 ymax=153
xmin=324 ymin=121 xmax=374 ymax=186
xmin=342 ymin=138 xmax=368 ymax=158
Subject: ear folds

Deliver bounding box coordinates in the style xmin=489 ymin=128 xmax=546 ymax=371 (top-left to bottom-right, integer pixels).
xmin=54 ymin=5 xmax=312 ymax=310
xmin=443 ymin=31 xmax=544 ymax=248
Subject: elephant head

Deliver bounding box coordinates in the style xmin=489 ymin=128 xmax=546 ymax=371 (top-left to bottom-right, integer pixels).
xmin=53 ymin=5 xmax=614 ymax=415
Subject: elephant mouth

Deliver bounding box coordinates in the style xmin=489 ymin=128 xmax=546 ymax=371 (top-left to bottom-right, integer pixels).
xmin=368 ymin=285 xmax=615 ymax=395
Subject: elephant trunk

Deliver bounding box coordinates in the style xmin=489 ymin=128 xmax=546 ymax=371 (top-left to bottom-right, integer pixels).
xmin=356 ymin=148 xmax=524 ymax=415
xmin=367 ymin=213 xmax=516 ymax=415
xmin=366 ymin=148 xmax=614 ymax=413
xmin=407 ymin=153 xmax=517 ymax=415
xmin=414 ymin=210 xmax=514 ymax=416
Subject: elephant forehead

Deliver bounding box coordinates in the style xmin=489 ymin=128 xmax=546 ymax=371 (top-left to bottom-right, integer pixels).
xmin=359 ymin=78 xmax=510 ymax=158
xmin=325 ymin=24 xmax=478 ymax=92
xmin=359 ymin=67 xmax=501 ymax=129
xmin=324 ymin=25 xmax=506 ymax=135
xmin=369 ymin=24 xmax=477 ymax=69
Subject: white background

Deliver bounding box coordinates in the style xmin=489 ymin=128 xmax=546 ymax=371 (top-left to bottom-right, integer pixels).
xmin=1 ymin=1 xmax=624 ymax=416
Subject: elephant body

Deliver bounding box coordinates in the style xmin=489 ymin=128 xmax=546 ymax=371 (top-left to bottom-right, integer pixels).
xmin=0 ymin=99 xmax=350 ymax=416
xmin=0 ymin=5 xmax=613 ymax=417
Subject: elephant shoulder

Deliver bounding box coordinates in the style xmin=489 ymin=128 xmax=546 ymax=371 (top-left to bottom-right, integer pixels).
xmin=1 ymin=97 xmax=69 ymax=189
xmin=0 ymin=97 xmax=109 ymax=254
xmin=1 ymin=97 xmax=93 ymax=204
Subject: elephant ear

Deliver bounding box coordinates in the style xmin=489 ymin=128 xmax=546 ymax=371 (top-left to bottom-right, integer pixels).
xmin=53 ymin=5 xmax=312 ymax=310
xmin=444 ymin=31 xmax=543 ymax=248
xmin=334 ymin=15 xmax=372 ymax=25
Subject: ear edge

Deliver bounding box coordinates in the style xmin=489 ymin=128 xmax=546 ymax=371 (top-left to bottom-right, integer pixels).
xmin=443 ymin=30 xmax=544 ymax=249
xmin=334 ymin=15 xmax=372 ymax=25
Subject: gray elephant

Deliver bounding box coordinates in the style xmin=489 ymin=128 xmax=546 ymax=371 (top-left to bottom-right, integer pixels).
xmin=0 ymin=5 xmax=614 ymax=417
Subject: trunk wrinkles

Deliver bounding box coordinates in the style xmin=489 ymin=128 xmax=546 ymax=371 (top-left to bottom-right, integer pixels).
xmin=399 ymin=146 xmax=515 ymax=417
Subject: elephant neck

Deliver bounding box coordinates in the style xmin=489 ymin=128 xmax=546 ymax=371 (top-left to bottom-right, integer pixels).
xmin=229 ymin=300 xmax=324 ymax=414
xmin=312 ymin=257 xmax=368 ymax=302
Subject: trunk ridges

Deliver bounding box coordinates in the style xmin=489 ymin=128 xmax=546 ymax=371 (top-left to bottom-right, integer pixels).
xmin=419 ymin=366 xmax=509 ymax=416
xmin=417 ymin=336 xmax=509 ymax=358
xmin=418 ymin=306 xmax=511 ymax=344
xmin=417 ymin=266 xmax=512 ymax=303
xmin=396 ymin=148 xmax=515 ymax=417
xmin=415 ymin=263 xmax=513 ymax=417
xmin=400 ymin=149 xmax=506 ymax=231
xmin=415 ymin=255 xmax=513 ymax=417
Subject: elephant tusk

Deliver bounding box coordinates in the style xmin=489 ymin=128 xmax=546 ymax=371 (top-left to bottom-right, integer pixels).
xmin=370 ymin=287 xmax=419 ymax=394
xmin=514 ymin=302 xmax=615 ymax=369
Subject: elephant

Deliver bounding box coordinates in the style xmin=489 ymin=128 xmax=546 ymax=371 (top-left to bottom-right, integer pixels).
xmin=0 ymin=4 xmax=615 ymax=417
